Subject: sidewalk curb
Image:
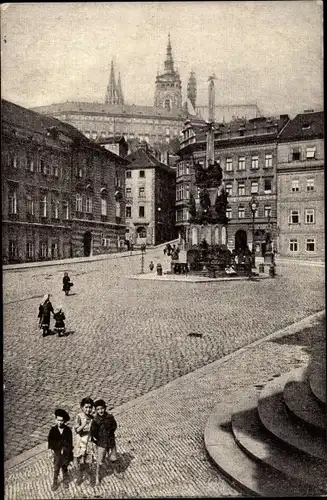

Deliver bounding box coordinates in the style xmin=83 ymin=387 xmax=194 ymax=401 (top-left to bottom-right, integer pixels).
xmin=5 ymin=308 xmax=325 ymax=472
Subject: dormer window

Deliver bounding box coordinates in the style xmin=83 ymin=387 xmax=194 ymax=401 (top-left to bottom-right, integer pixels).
xmin=302 ymin=123 xmax=311 ymax=130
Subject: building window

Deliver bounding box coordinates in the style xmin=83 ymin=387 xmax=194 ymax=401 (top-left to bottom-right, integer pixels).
xmin=184 ymin=184 xmax=190 ymax=199
xmin=292 ymin=148 xmax=301 ymax=161
xmin=225 ymin=158 xmax=233 ymax=171
xmin=126 ymin=187 xmax=132 ymax=197
xmin=52 ymin=161 xmax=59 ymax=177
xmin=226 ymin=207 xmax=232 ymax=219
xmin=290 ymin=210 xmax=300 ymax=224
xmin=251 ymin=181 xmax=259 ymax=194
xmin=26 ymin=194 xmax=34 ymax=215
xmin=78 ymin=165 xmax=83 ymax=178
xmin=40 ymin=242 xmax=48 ymax=258
xmin=289 ymin=239 xmax=298 ymax=252
xmin=251 ymin=155 xmax=259 ymax=169
xmin=306 ymin=178 xmax=314 ymax=191
xmin=12 ymin=155 xmax=18 ymax=168
xmin=126 ymin=206 xmax=131 ymax=218
xmin=306 ymin=146 xmax=316 ymax=159
xmin=306 ymin=239 xmax=315 ymax=252
xmin=139 ymin=206 xmax=145 ymax=217
xmin=238 ymin=206 xmax=245 ymax=218
xmin=238 ymin=157 xmax=245 ymax=170
xmin=264 ymin=205 xmax=272 ymax=217
xmin=176 ymin=185 xmax=183 ymax=201
xmin=40 ymin=194 xmax=47 ymax=217
xmin=101 ymin=198 xmax=107 ymax=216
xmin=126 ymin=170 xmax=132 ymax=178
xmin=139 ymin=170 xmax=145 ymax=178
xmin=265 ymin=154 xmax=273 ymax=168
xmin=76 ymin=193 xmax=83 ymax=212
xmin=26 ymin=242 xmax=34 ymax=259
xmin=225 ymin=183 xmax=233 ymax=196
xmin=264 ymin=179 xmax=272 ymax=193
xmin=9 ymin=240 xmax=18 ymax=258
xmin=305 ymin=209 xmax=315 ymax=224
xmin=27 ymin=155 xmax=34 ymax=172
xmin=85 ymin=196 xmax=92 ymax=214
xmin=63 ymin=201 xmax=69 ymax=220
xmin=238 ymin=182 xmax=245 ymax=196
xmin=139 ymin=187 xmax=145 ymax=198
xmin=9 ymin=190 xmax=18 ymax=214
xmin=292 ymin=180 xmax=299 ymax=192
xmin=52 ymin=199 xmax=59 ymax=219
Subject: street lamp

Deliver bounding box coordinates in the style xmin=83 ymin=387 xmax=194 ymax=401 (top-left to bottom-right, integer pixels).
xmin=249 ymin=195 xmax=259 ymax=267
xmin=140 ymin=243 xmax=146 ymax=274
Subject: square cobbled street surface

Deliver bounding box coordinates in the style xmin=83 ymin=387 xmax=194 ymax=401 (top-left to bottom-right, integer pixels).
xmin=3 ymin=250 xmax=325 ymax=498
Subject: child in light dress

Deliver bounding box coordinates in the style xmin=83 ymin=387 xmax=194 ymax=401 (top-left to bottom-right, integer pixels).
xmin=74 ymin=397 xmax=95 ymax=485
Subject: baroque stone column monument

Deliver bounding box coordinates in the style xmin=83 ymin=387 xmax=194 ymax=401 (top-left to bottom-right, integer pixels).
xmin=186 ymin=74 xmax=229 ymax=250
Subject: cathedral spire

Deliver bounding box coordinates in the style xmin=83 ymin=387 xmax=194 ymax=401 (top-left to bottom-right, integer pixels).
xmin=164 ymin=33 xmax=174 ymax=73
xmin=187 ymin=70 xmax=197 ymax=109
xmin=117 ymin=72 xmax=124 ymax=105
xmin=105 ymin=60 xmax=117 ymax=104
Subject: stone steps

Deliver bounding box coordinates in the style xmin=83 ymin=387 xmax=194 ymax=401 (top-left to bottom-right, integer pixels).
xmin=204 ymin=391 xmax=313 ymax=497
xmin=258 ymin=374 xmax=326 ymax=461
xmin=204 ymin=365 xmax=326 ymax=496
xmin=283 ymin=380 xmax=326 ymax=432
xmin=231 ymin=402 xmax=326 ymax=493
xmin=309 ymin=363 xmax=326 ymax=406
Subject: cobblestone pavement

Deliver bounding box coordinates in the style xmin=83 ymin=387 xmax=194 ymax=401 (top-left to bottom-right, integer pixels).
xmin=3 ymin=248 xmax=324 ymax=464
xmin=5 ymin=312 xmax=325 ymax=499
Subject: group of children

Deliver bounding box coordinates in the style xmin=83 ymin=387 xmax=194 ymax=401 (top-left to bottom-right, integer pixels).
xmin=48 ymin=398 xmax=118 ymax=490
xmin=38 ymin=272 xmax=73 ymax=336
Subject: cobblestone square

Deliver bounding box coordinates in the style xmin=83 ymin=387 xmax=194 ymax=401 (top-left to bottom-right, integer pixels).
xmin=3 ymin=251 xmax=325 ymax=497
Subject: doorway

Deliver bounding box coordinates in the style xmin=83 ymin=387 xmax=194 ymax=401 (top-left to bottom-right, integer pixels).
xmin=235 ymin=229 xmax=247 ymax=251
xmin=83 ymin=231 xmax=92 ymax=257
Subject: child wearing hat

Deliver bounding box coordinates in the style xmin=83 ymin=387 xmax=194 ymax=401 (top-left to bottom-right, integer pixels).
xmin=48 ymin=409 xmax=73 ymax=491
xmin=90 ymin=399 xmax=117 ymax=486
xmin=53 ymin=306 xmax=66 ymax=337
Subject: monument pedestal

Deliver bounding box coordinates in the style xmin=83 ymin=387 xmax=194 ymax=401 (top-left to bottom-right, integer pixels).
xmin=187 ymin=222 xmax=228 ymax=248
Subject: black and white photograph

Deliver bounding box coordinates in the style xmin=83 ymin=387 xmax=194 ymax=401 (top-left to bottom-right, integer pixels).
xmin=2 ymin=1 xmax=325 ymax=498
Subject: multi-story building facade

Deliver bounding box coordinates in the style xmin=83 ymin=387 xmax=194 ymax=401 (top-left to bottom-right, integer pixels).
xmin=277 ymin=111 xmax=324 ymax=258
xmin=176 ymin=115 xmax=290 ymax=254
xmin=124 ymin=145 xmax=177 ymax=246
xmin=2 ymin=99 xmax=128 ymax=264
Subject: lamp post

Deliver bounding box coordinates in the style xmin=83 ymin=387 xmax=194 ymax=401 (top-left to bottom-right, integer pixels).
xmin=157 ymin=207 xmax=162 ymax=245
xmin=140 ymin=243 xmax=146 ymax=274
xmin=249 ymin=195 xmax=259 ymax=267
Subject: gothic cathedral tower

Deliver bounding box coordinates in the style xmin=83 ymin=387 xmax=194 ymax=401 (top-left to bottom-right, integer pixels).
xmin=154 ymin=35 xmax=182 ymax=111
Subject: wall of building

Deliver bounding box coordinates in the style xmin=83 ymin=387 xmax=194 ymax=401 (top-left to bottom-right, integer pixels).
xmin=277 ymin=138 xmax=324 ymax=258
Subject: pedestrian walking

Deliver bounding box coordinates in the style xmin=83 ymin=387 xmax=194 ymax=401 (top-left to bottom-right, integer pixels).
xmin=53 ymin=306 xmax=66 ymax=337
xmin=167 ymin=243 xmax=172 ymax=256
xmin=163 ymin=246 xmax=167 ymax=255
xmin=149 ymin=261 xmax=154 ymax=271
xmin=74 ymin=397 xmax=95 ymax=486
xmin=38 ymin=294 xmax=54 ymax=336
xmin=48 ymin=409 xmax=73 ymax=491
xmin=62 ymin=272 xmax=73 ymax=296
xmin=90 ymin=399 xmax=118 ymax=486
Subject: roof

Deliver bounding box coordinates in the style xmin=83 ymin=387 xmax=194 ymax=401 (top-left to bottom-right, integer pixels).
xmin=95 ymin=135 xmax=127 ymax=145
xmin=278 ymin=111 xmax=324 ymax=141
xmin=1 ymin=98 xmax=87 ymax=142
xmin=31 ymin=101 xmax=187 ymax=121
xmin=1 ymin=99 xmax=130 ymax=164
xmin=125 ymin=148 xmax=175 ymax=175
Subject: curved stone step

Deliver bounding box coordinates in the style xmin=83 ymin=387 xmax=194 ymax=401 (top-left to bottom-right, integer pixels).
xmin=204 ymin=389 xmax=319 ymax=497
xmin=258 ymin=372 xmax=326 ymax=461
xmin=283 ymin=380 xmax=326 ymax=433
xmin=231 ymin=402 xmax=327 ymax=494
xmin=309 ymin=362 xmax=326 ymax=406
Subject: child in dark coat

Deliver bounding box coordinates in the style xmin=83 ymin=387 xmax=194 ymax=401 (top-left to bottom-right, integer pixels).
xmin=38 ymin=294 xmax=54 ymax=336
xmin=62 ymin=272 xmax=72 ymax=296
xmin=48 ymin=409 xmax=73 ymax=491
xmin=90 ymin=399 xmax=117 ymax=486
xmin=53 ymin=307 xmax=66 ymax=336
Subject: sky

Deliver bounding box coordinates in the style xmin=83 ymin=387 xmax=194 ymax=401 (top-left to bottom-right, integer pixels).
xmin=1 ymin=1 xmax=323 ymax=117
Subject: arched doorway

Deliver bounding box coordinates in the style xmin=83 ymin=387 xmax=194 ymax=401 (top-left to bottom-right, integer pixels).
xmin=235 ymin=229 xmax=247 ymax=251
xmin=83 ymin=231 xmax=92 ymax=257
